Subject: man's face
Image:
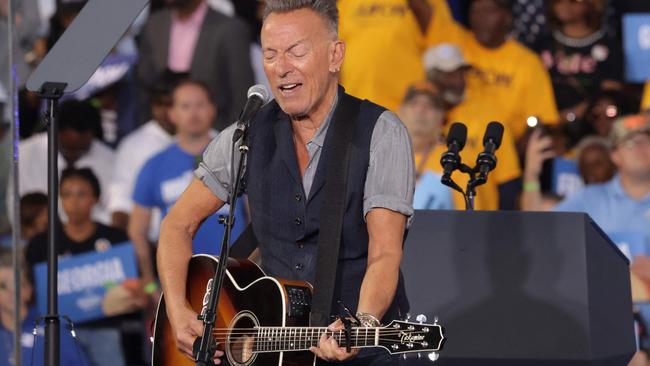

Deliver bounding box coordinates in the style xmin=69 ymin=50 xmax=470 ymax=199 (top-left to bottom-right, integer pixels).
xmin=578 ymin=145 xmax=615 ymax=184
xmin=399 ymin=94 xmax=444 ymax=141
xmin=469 ymin=0 xmax=511 ymax=48
xmin=58 ymin=129 xmax=93 ymax=164
xmin=261 ymin=8 xmax=344 ymax=119
xmin=429 ymin=69 xmax=466 ymax=108
xmin=168 ymin=84 xmax=215 ymax=138
xmin=612 ymin=132 xmax=650 ymax=181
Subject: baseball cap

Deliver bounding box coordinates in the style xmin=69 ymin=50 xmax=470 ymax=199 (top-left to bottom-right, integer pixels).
xmin=422 ymin=44 xmax=470 ymax=73
xmin=609 ymin=114 xmax=650 ymax=147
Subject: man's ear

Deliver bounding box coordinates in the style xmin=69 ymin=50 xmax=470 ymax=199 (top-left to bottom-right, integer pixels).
xmin=329 ymin=39 xmax=345 ymax=73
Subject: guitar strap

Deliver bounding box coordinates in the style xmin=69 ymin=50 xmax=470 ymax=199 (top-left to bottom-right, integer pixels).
xmin=310 ymin=93 xmax=361 ymax=327
xmin=229 ymin=224 xmax=258 ymax=258
xmin=230 ymin=93 xmax=362 ymax=328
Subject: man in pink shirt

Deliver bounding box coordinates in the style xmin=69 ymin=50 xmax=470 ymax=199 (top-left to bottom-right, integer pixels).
xmin=137 ymin=0 xmax=255 ymax=130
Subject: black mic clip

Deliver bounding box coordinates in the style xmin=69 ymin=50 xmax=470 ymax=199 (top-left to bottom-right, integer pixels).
xmin=474 ymin=151 xmax=497 ymax=186
xmin=232 ymin=84 xmax=271 ymax=143
xmin=471 ymin=122 xmax=504 ymax=188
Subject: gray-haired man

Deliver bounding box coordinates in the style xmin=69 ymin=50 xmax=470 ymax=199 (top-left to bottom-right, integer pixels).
xmin=157 ymin=1 xmax=415 ymax=364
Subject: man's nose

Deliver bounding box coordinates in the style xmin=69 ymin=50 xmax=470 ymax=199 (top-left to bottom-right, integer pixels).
xmin=274 ymin=54 xmax=293 ymax=77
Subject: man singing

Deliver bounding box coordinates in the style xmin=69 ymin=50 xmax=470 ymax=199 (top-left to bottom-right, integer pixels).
xmin=156 ymin=1 xmax=415 ymax=364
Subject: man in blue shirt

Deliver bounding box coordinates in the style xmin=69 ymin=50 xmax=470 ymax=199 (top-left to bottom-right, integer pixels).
xmin=128 ymin=80 xmax=247 ymax=301
xmin=554 ymin=115 xmax=650 ymax=262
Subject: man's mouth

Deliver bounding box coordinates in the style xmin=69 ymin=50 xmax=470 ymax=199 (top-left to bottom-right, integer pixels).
xmin=279 ymin=83 xmax=303 ymax=93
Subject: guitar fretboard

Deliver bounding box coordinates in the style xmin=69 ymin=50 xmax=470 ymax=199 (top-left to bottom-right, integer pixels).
xmin=251 ymin=327 xmax=378 ymax=353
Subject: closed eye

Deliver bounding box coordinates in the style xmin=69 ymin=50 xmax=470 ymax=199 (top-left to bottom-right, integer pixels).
xmin=263 ymin=50 xmax=277 ymax=61
xmin=288 ymin=43 xmax=309 ymax=58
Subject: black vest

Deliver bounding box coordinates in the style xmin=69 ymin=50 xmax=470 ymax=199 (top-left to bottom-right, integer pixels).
xmin=245 ymin=90 xmax=405 ymax=322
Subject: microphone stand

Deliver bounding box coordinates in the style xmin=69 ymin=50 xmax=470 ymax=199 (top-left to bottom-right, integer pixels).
xmin=458 ymin=164 xmax=477 ymax=211
xmin=194 ymin=123 xmax=250 ymax=366
xmin=443 ymin=163 xmax=493 ymax=211
xmin=39 ymin=81 xmax=67 ymax=366
xmin=462 ymin=166 xmax=493 ymax=211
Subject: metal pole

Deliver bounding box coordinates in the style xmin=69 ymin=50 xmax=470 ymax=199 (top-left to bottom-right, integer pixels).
xmin=7 ymin=0 xmax=22 ymax=364
xmin=45 ymin=95 xmax=60 ymax=366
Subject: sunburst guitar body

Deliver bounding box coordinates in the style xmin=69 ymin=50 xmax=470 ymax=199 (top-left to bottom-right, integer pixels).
xmin=152 ymin=255 xmax=444 ymax=366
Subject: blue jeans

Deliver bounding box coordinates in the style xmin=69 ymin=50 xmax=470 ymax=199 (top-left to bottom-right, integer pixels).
xmin=75 ymin=327 xmax=126 ymax=366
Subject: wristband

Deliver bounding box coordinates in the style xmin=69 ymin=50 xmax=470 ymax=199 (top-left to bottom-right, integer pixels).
xmin=144 ymin=282 xmax=160 ymax=295
xmin=356 ymin=312 xmax=381 ymax=327
xmin=523 ymin=181 xmax=540 ymax=192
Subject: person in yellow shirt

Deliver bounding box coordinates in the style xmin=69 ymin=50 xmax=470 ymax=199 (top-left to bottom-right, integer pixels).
xmin=425 ymin=0 xmax=560 ymax=141
xmin=642 ymin=81 xmax=650 ymax=112
xmin=337 ymin=0 xmax=441 ymax=112
xmin=423 ymin=43 xmax=522 ymax=210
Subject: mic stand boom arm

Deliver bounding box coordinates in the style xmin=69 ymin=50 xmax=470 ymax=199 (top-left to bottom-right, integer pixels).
xmin=194 ymin=124 xmax=250 ymax=366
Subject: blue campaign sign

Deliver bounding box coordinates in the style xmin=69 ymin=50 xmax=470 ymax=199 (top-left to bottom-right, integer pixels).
xmin=623 ymin=13 xmax=650 ymax=82
xmin=551 ymin=157 xmax=583 ymax=198
xmin=34 ymin=242 xmax=138 ymax=323
xmin=609 ymin=232 xmax=647 ymax=262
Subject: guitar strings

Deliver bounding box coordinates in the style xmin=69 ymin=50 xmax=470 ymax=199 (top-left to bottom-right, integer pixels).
xmin=208 ymin=331 xmax=433 ymax=337
xmin=197 ymin=327 xmax=438 ymax=334
xmin=208 ymin=329 xmax=433 ymax=334
xmin=211 ymin=338 xmax=434 ymax=344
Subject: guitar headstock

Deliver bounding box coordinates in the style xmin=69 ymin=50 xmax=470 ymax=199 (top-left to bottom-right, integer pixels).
xmin=377 ymin=319 xmax=445 ymax=355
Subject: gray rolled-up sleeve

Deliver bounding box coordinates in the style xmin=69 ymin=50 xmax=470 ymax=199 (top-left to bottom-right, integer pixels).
xmin=194 ymin=123 xmax=240 ymax=203
xmin=363 ymin=111 xmax=416 ymax=226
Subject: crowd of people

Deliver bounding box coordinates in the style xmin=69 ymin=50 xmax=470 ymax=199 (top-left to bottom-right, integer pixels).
xmin=1 ymin=0 xmax=650 ymax=365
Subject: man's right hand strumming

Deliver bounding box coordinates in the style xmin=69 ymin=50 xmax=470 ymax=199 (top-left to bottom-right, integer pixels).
xmin=157 ymin=179 xmax=227 ymax=363
xmin=168 ymin=302 xmax=224 ymax=363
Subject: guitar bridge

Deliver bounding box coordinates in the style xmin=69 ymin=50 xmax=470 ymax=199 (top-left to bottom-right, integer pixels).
xmin=285 ymin=285 xmax=312 ymax=318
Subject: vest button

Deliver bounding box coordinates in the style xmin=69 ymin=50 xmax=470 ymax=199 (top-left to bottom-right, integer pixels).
xmin=295 ymin=193 xmax=302 ymax=202
xmin=293 ymin=217 xmax=302 ymax=225
xmin=297 ymin=241 xmax=304 ymax=249
xmin=295 ymin=263 xmax=304 ymax=271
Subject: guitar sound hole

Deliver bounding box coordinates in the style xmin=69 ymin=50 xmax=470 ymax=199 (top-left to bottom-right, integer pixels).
xmin=227 ymin=312 xmax=258 ymax=366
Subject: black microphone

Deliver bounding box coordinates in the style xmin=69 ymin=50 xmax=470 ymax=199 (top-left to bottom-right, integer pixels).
xmin=440 ymin=122 xmax=468 ymax=177
xmin=476 ymin=121 xmax=504 ymax=179
xmin=233 ymin=84 xmax=271 ymax=142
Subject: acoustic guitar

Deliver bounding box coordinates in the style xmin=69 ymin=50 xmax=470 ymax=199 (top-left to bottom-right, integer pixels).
xmin=152 ymin=255 xmax=444 ymax=365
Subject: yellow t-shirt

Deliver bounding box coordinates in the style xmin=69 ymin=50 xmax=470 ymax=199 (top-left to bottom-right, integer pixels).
xmin=338 ymin=0 xmax=429 ymax=112
xmin=415 ymin=98 xmax=522 ymax=210
xmin=426 ymin=0 xmax=560 ymax=140
xmin=642 ymin=81 xmax=650 ymax=111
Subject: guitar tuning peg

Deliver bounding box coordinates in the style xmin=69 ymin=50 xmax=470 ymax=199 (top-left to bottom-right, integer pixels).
xmin=416 ymin=314 xmax=427 ymax=324
xmin=405 ymin=313 xmax=411 ymax=321
xmin=434 ymin=316 xmax=439 ymax=325
xmin=428 ymin=352 xmax=439 ymax=362
xmin=402 ymin=354 xmax=408 ymax=360
xmin=418 ymin=352 xmax=422 ymax=359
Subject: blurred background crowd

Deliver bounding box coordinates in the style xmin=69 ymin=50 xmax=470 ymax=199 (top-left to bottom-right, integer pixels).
xmin=1 ymin=0 xmax=650 ymax=365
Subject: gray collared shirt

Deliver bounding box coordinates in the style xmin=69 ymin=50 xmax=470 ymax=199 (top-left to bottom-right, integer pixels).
xmin=195 ymin=95 xmax=415 ymax=223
